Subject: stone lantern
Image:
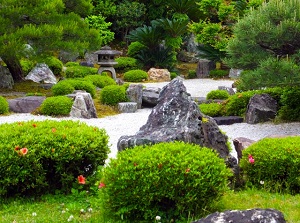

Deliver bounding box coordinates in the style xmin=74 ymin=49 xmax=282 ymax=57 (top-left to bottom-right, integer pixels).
xmin=94 ymin=46 xmax=121 ymax=80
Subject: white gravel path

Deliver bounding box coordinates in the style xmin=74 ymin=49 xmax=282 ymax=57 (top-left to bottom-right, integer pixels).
xmin=1 ymin=78 xmax=299 ymax=160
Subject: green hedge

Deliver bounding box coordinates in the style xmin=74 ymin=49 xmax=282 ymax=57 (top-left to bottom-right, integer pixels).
xmin=0 ymin=120 xmax=110 ymax=197
xmin=123 ymin=69 xmax=148 ymax=82
xmin=84 ymin=75 xmax=116 ymax=88
xmin=99 ymin=141 xmax=231 ymax=221
xmin=65 ymin=66 xmax=98 ymax=78
xmin=40 ymin=96 xmax=73 ymax=116
xmin=206 ymin=89 xmax=230 ymax=100
xmin=100 ymin=85 xmax=127 ymax=106
xmin=240 ymin=137 xmax=300 ymax=194
xmin=199 ymin=103 xmax=224 ymax=117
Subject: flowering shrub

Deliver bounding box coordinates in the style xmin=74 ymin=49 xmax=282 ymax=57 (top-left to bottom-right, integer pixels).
xmin=0 ymin=120 xmax=109 ymax=197
xmin=240 ymin=137 xmax=300 ymax=194
xmin=99 ymin=141 xmax=231 ymax=221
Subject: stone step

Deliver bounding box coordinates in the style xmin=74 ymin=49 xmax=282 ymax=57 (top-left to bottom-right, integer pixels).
xmin=213 ymin=116 xmax=244 ymax=125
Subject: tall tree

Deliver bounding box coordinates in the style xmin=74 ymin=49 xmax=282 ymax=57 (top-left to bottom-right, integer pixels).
xmin=0 ymin=0 xmax=102 ymax=82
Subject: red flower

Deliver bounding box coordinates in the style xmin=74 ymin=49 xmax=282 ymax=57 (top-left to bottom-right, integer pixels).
xmin=185 ymin=168 xmax=191 ymax=173
xmin=98 ymin=182 xmax=106 ymax=188
xmin=32 ymin=124 xmax=37 ymax=128
xmin=20 ymin=148 xmax=28 ymax=155
xmin=15 ymin=146 xmax=20 ymax=151
xmin=134 ymin=163 xmax=138 ymax=167
xmin=158 ymin=163 xmax=163 ymax=169
xmin=248 ymin=154 xmax=255 ymax=164
xmin=78 ymin=175 xmax=86 ymax=184
xmin=51 ymin=128 xmax=56 ymax=133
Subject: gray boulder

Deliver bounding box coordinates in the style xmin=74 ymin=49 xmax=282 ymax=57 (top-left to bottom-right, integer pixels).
xmin=25 ymin=63 xmax=57 ymax=84
xmin=245 ymin=94 xmax=278 ymax=124
xmin=117 ymin=78 xmax=230 ymax=159
xmin=126 ymin=84 xmax=143 ymax=109
xmin=192 ymin=208 xmax=286 ymax=223
xmin=218 ymin=86 xmax=235 ymax=95
xmin=233 ymin=137 xmax=256 ymax=162
xmin=0 ymin=65 xmax=14 ymax=89
xmin=8 ymin=96 xmax=46 ymax=113
xmin=68 ymin=91 xmax=97 ymax=119
xmin=142 ymin=87 xmax=161 ymax=107
xmin=118 ymin=102 xmax=137 ymax=113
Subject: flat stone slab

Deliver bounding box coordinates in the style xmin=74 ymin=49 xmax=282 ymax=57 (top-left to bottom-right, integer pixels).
xmin=8 ymin=96 xmax=46 ymax=113
xmin=118 ymin=102 xmax=137 ymax=113
xmin=213 ymin=116 xmax=244 ymax=125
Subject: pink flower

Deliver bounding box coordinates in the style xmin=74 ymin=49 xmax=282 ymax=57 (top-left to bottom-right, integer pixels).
xmin=20 ymin=148 xmax=28 ymax=155
xmin=15 ymin=146 xmax=20 ymax=151
xmin=98 ymin=182 xmax=106 ymax=188
xmin=248 ymin=154 xmax=255 ymax=164
xmin=78 ymin=175 xmax=86 ymax=184
xmin=185 ymin=168 xmax=190 ymax=173
xmin=52 ymin=128 xmax=56 ymax=133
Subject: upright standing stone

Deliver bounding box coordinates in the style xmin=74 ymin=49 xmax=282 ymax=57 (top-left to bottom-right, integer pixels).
xmin=0 ymin=65 xmax=14 ymax=89
xmin=68 ymin=91 xmax=97 ymax=119
xmin=196 ymin=59 xmax=216 ymax=78
xmin=126 ymin=84 xmax=143 ymax=109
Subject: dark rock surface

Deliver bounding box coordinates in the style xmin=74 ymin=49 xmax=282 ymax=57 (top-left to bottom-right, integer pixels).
xmin=126 ymin=84 xmax=143 ymax=109
xmin=245 ymin=94 xmax=277 ymax=124
xmin=192 ymin=208 xmax=286 ymax=223
xmin=213 ymin=116 xmax=244 ymax=125
xmin=0 ymin=65 xmax=14 ymax=89
xmin=8 ymin=96 xmax=46 ymax=113
xmin=142 ymin=87 xmax=161 ymax=107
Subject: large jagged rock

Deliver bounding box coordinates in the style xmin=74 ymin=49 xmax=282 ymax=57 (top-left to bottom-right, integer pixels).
xmin=245 ymin=93 xmax=278 ymax=124
xmin=68 ymin=91 xmax=97 ymax=119
xmin=0 ymin=65 xmax=14 ymax=89
xmin=117 ymin=78 xmax=230 ymax=159
xmin=192 ymin=208 xmax=286 ymax=223
xmin=25 ymin=63 xmax=57 ymax=84
xmin=8 ymin=96 xmax=46 ymax=113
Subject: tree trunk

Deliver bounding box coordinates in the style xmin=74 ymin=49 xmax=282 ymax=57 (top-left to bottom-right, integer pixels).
xmin=1 ymin=55 xmax=24 ymax=82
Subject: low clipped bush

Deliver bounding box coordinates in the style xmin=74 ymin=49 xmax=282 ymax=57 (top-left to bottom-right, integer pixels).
xmin=43 ymin=56 xmax=63 ymax=76
xmin=123 ymin=69 xmax=148 ymax=82
xmin=209 ymin=69 xmax=229 ymax=78
xmin=0 ymin=120 xmax=109 ymax=197
xmin=170 ymin=72 xmax=178 ymax=79
xmin=40 ymin=96 xmax=73 ymax=116
xmin=127 ymin=41 xmax=146 ymax=58
xmin=114 ymin=57 xmax=139 ymax=72
xmin=206 ymin=89 xmax=230 ymax=100
xmin=52 ymin=79 xmax=96 ymax=98
xmin=240 ymin=137 xmax=300 ymax=194
xmin=84 ymin=75 xmax=116 ymax=88
xmin=99 ymin=142 xmax=231 ymax=222
xmin=187 ymin=70 xmax=197 ymax=79
xmin=199 ymin=103 xmax=224 ymax=117
xmin=278 ymin=87 xmax=300 ymax=121
xmin=65 ymin=62 xmax=80 ymax=67
xmin=65 ymin=66 xmax=98 ymax=78
xmin=100 ymin=85 xmax=127 ymax=106
xmin=0 ymin=96 xmax=9 ymax=114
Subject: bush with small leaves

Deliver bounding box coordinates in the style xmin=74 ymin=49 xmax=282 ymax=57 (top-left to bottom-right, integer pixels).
xmin=65 ymin=62 xmax=80 ymax=67
xmin=209 ymin=69 xmax=229 ymax=78
xmin=114 ymin=57 xmax=139 ymax=72
xmin=20 ymin=59 xmax=36 ymax=75
xmin=0 ymin=120 xmax=109 ymax=197
xmin=127 ymin=41 xmax=146 ymax=58
xmin=40 ymin=96 xmax=73 ymax=116
xmin=43 ymin=56 xmax=63 ymax=76
xmin=98 ymin=141 xmax=231 ymax=222
xmin=100 ymin=85 xmax=127 ymax=106
xmin=65 ymin=66 xmax=98 ymax=78
xmin=240 ymin=137 xmax=300 ymax=194
xmin=206 ymin=89 xmax=229 ymax=100
xmin=52 ymin=81 xmax=75 ymax=96
xmin=170 ymin=72 xmax=178 ymax=79
xmin=84 ymin=75 xmax=116 ymax=88
xmin=187 ymin=70 xmax=197 ymax=79
xmin=278 ymin=87 xmax=300 ymax=121
xmin=0 ymin=96 xmax=9 ymax=114
xmin=199 ymin=103 xmax=224 ymax=117
xmin=123 ymin=69 xmax=148 ymax=82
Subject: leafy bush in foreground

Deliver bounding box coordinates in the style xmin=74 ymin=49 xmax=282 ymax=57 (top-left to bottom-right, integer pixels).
xmin=0 ymin=120 xmax=109 ymax=197
xmin=99 ymin=141 xmax=231 ymax=222
xmin=240 ymin=137 xmax=300 ymax=194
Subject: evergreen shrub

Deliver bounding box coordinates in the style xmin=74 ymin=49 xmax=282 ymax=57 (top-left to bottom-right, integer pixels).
xmin=20 ymin=59 xmax=36 ymax=75
xmin=209 ymin=69 xmax=229 ymax=78
xmin=187 ymin=70 xmax=197 ymax=79
xmin=0 ymin=96 xmax=9 ymax=114
xmin=0 ymin=120 xmax=109 ymax=197
xmin=170 ymin=72 xmax=178 ymax=79
xmin=52 ymin=81 xmax=75 ymax=96
xmin=127 ymin=41 xmax=146 ymax=58
xmin=206 ymin=89 xmax=229 ymax=100
xmin=40 ymin=96 xmax=73 ymax=116
xmin=240 ymin=137 xmax=300 ymax=194
xmin=99 ymin=142 xmax=231 ymax=221
xmin=100 ymin=85 xmax=127 ymax=106
xmin=123 ymin=69 xmax=148 ymax=82
xmin=199 ymin=103 xmax=224 ymax=117
xmin=65 ymin=62 xmax=80 ymax=67
xmin=278 ymin=87 xmax=300 ymax=121
xmin=114 ymin=57 xmax=139 ymax=72
xmin=84 ymin=75 xmax=116 ymax=88
xmin=65 ymin=66 xmax=97 ymax=78
xmin=43 ymin=56 xmax=63 ymax=76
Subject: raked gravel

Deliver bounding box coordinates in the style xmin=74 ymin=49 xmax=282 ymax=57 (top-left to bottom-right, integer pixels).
xmin=1 ymin=78 xmax=299 ymax=160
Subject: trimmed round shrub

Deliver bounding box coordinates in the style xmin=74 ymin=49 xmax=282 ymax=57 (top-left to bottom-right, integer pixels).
xmin=52 ymin=79 xmax=96 ymax=98
xmin=0 ymin=96 xmax=9 ymax=114
xmin=209 ymin=69 xmax=229 ymax=78
xmin=199 ymin=102 xmax=224 ymax=117
xmin=84 ymin=75 xmax=116 ymax=88
xmin=123 ymin=69 xmax=148 ymax=82
xmin=43 ymin=56 xmax=63 ymax=76
xmin=99 ymin=141 xmax=231 ymax=221
xmin=65 ymin=66 xmax=98 ymax=78
xmin=0 ymin=120 xmax=109 ymax=197
xmin=52 ymin=81 xmax=75 ymax=96
xmin=240 ymin=137 xmax=300 ymax=194
xmin=114 ymin=57 xmax=139 ymax=72
xmin=100 ymin=85 xmax=127 ymax=106
xmin=206 ymin=89 xmax=230 ymax=100
xmin=40 ymin=96 xmax=73 ymax=116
